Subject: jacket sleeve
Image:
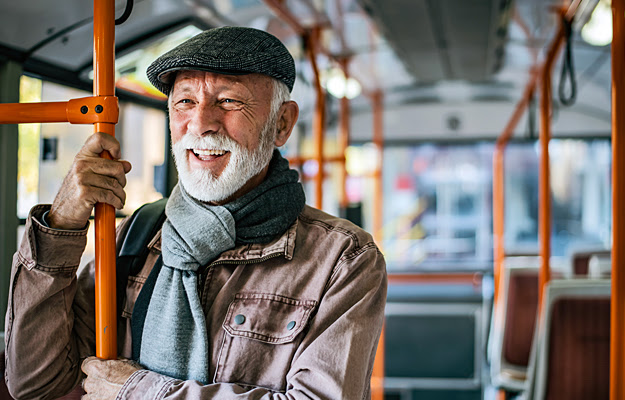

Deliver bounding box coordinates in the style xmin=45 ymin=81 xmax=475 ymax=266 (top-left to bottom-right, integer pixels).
xmin=4 ymin=204 xmax=130 ymax=400
xmin=118 ymin=241 xmax=388 ymax=400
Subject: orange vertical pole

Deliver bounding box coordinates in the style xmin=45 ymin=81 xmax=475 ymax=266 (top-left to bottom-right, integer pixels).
xmin=538 ymin=17 xmax=565 ymax=308
xmin=611 ymin=1 xmax=625 ymax=398
xmin=372 ymin=91 xmax=384 ymax=244
xmin=306 ymin=28 xmax=326 ymax=210
xmin=492 ymin=70 xmax=538 ymax=307
xmin=370 ymin=90 xmax=384 ymax=400
xmin=93 ymin=0 xmax=117 ymax=360
xmin=338 ymin=58 xmax=350 ymax=209
xmin=492 ymin=145 xmax=505 ymax=305
xmin=538 ymin=55 xmax=552 ymax=309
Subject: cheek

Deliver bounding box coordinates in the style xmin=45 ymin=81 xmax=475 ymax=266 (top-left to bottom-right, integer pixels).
xmin=169 ymin=115 xmax=187 ymax=143
xmin=223 ymin=115 xmax=263 ymax=150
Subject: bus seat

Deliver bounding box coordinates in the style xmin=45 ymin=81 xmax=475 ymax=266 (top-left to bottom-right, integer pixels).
xmin=489 ymin=257 xmax=540 ymax=392
xmin=568 ymin=249 xmax=611 ymax=277
xmin=0 ymin=351 xmax=84 ymax=400
xmin=588 ymin=255 xmax=611 ymax=278
xmin=524 ymin=279 xmax=610 ymax=400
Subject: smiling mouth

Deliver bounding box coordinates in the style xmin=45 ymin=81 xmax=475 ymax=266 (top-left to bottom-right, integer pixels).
xmin=191 ymin=149 xmax=229 ymax=161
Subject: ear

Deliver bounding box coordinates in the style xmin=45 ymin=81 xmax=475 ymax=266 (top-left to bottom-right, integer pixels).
xmin=274 ymin=101 xmax=299 ymax=147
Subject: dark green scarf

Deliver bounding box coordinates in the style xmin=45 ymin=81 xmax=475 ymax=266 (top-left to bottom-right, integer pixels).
xmin=134 ymin=150 xmax=305 ymax=383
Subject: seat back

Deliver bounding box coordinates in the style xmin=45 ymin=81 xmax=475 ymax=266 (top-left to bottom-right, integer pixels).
xmin=529 ymin=279 xmax=611 ymax=400
xmin=569 ymin=249 xmax=611 ymax=277
xmin=502 ymin=269 xmax=539 ymax=367
xmin=489 ymin=256 xmax=540 ymax=391
xmin=588 ymin=255 xmax=611 ymax=279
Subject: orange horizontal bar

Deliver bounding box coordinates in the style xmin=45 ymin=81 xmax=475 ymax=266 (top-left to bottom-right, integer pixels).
xmin=0 ymin=96 xmax=118 ymax=125
xmin=287 ymin=155 xmax=345 ymax=165
xmin=388 ymin=272 xmax=482 ymax=286
xmin=0 ymin=101 xmax=68 ymax=124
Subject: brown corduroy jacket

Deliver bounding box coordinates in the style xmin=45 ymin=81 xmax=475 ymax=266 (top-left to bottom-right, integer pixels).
xmin=5 ymin=204 xmax=387 ymax=400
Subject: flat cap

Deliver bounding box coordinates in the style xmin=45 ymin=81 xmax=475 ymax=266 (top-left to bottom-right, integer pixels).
xmin=146 ymin=26 xmax=296 ymax=95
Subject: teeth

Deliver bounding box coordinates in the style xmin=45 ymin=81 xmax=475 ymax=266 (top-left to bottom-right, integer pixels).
xmin=193 ymin=149 xmax=227 ymax=156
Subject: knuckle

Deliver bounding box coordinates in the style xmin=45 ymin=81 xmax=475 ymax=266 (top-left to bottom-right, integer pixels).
xmin=114 ymin=161 xmax=126 ymax=175
xmin=107 ymin=191 xmax=119 ymax=206
xmin=74 ymin=159 xmax=90 ymax=171
xmin=75 ymin=173 xmax=89 ymax=187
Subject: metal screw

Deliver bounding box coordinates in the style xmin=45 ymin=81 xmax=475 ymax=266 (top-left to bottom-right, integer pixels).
xmin=80 ymin=106 xmax=88 ymax=114
xmin=95 ymin=105 xmax=104 ymax=113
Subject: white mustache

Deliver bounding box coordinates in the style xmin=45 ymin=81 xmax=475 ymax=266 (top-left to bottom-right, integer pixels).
xmin=175 ymin=133 xmax=240 ymax=152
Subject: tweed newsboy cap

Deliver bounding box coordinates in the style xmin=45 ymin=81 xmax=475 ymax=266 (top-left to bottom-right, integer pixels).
xmin=146 ymin=26 xmax=296 ymax=95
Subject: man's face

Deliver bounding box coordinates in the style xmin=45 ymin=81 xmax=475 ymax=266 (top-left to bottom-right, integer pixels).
xmin=169 ymin=70 xmax=278 ymax=203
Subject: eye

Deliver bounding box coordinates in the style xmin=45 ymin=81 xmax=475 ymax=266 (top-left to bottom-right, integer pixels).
xmin=219 ymin=98 xmax=244 ymax=110
xmin=178 ymin=99 xmax=192 ymax=104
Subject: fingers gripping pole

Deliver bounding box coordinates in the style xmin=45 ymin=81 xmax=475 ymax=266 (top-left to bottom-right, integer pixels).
xmin=94 ymin=0 xmax=118 ymax=360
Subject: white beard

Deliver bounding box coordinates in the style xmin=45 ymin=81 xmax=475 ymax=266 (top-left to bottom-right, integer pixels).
xmin=172 ymin=118 xmax=276 ymax=203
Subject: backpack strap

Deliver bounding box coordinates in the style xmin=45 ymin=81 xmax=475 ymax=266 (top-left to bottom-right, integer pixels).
xmin=116 ymin=197 xmax=168 ymax=317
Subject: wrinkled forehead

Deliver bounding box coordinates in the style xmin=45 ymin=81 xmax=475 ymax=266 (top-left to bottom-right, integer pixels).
xmin=171 ymin=70 xmax=274 ymax=96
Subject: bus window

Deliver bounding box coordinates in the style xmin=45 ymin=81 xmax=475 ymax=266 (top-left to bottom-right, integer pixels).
xmin=379 ymin=143 xmax=494 ymax=271
xmin=505 ymin=140 xmax=612 ymax=258
xmin=16 ymin=77 xmax=167 ymax=268
xmin=343 ymin=139 xmax=613 ymax=272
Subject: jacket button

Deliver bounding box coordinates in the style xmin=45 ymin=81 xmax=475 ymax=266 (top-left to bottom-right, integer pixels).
xmin=287 ymin=321 xmax=296 ymax=330
xmin=234 ymin=314 xmax=246 ymax=325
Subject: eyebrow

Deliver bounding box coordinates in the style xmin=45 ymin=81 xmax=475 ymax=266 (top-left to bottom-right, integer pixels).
xmin=171 ymin=83 xmax=197 ymax=97
xmin=172 ymin=75 xmax=254 ymax=98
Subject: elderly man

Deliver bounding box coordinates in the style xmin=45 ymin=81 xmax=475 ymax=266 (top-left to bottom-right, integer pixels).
xmin=5 ymin=26 xmax=386 ymax=399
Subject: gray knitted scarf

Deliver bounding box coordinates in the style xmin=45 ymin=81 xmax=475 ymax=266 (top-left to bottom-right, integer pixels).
xmin=138 ymin=150 xmax=305 ymax=383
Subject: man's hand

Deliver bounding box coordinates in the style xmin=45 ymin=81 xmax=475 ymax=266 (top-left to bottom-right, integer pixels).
xmin=81 ymin=357 xmax=142 ymax=400
xmin=48 ymin=132 xmax=132 ymax=230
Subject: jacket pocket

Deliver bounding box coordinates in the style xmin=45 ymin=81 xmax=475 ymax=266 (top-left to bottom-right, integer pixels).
xmin=215 ymin=292 xmax=317 ymax=391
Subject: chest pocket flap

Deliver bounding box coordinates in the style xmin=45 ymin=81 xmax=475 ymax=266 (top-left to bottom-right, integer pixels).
xmin=223 ymin=293 xmax=317 ymax=344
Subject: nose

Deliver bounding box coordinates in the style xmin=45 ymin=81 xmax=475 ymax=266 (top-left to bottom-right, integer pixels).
xmin=187 ymin=103 xmax=222 ymax=137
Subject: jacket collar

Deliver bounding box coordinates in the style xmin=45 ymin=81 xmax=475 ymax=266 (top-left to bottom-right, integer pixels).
xmin=148 ymin=218 xmax=297 ymax=263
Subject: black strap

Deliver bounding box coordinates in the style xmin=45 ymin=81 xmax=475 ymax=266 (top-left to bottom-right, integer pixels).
xmin=116 ymin=198 xmax=168 ymax=318
xmin=558 ymin=15 xmax=577 ymax=106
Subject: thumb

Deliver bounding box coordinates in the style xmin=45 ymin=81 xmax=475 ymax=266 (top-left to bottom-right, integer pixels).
xmin=120 ymin=160 xmax=132 ymax=174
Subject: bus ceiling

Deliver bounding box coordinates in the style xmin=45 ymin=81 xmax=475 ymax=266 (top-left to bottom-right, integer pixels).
xmin=0 ymin=0 xmax=613 ymax=141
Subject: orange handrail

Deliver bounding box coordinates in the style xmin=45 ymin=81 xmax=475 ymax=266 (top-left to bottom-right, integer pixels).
xmin=538 ymin=15 xmax=566 ymax=308
xmin=305 ymin=28 xmax=326 ymax=210
xmin=93 ymin=0 xmax=118 ymax=360
xmin=0 ymin=96 xmax=118 ymax=125
xmin=491 ymin=3 xmax=540 ymax=314
xmin=611 ymin=1 xmax=625 ymax=398
xmin=372 ymin=91 xmax=384 ymax=245
xmin=370 ymin=89 xmax=384 ymax=400
xmin=492 ymin=67 xmax=539 ymax=306
xmin=338 ymin=57 xmax=351 ymax=209
xmin=0 ymin=0 xmax=119 ymax=360
xmin=287 ymin=155 xmax=345 ymax=166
